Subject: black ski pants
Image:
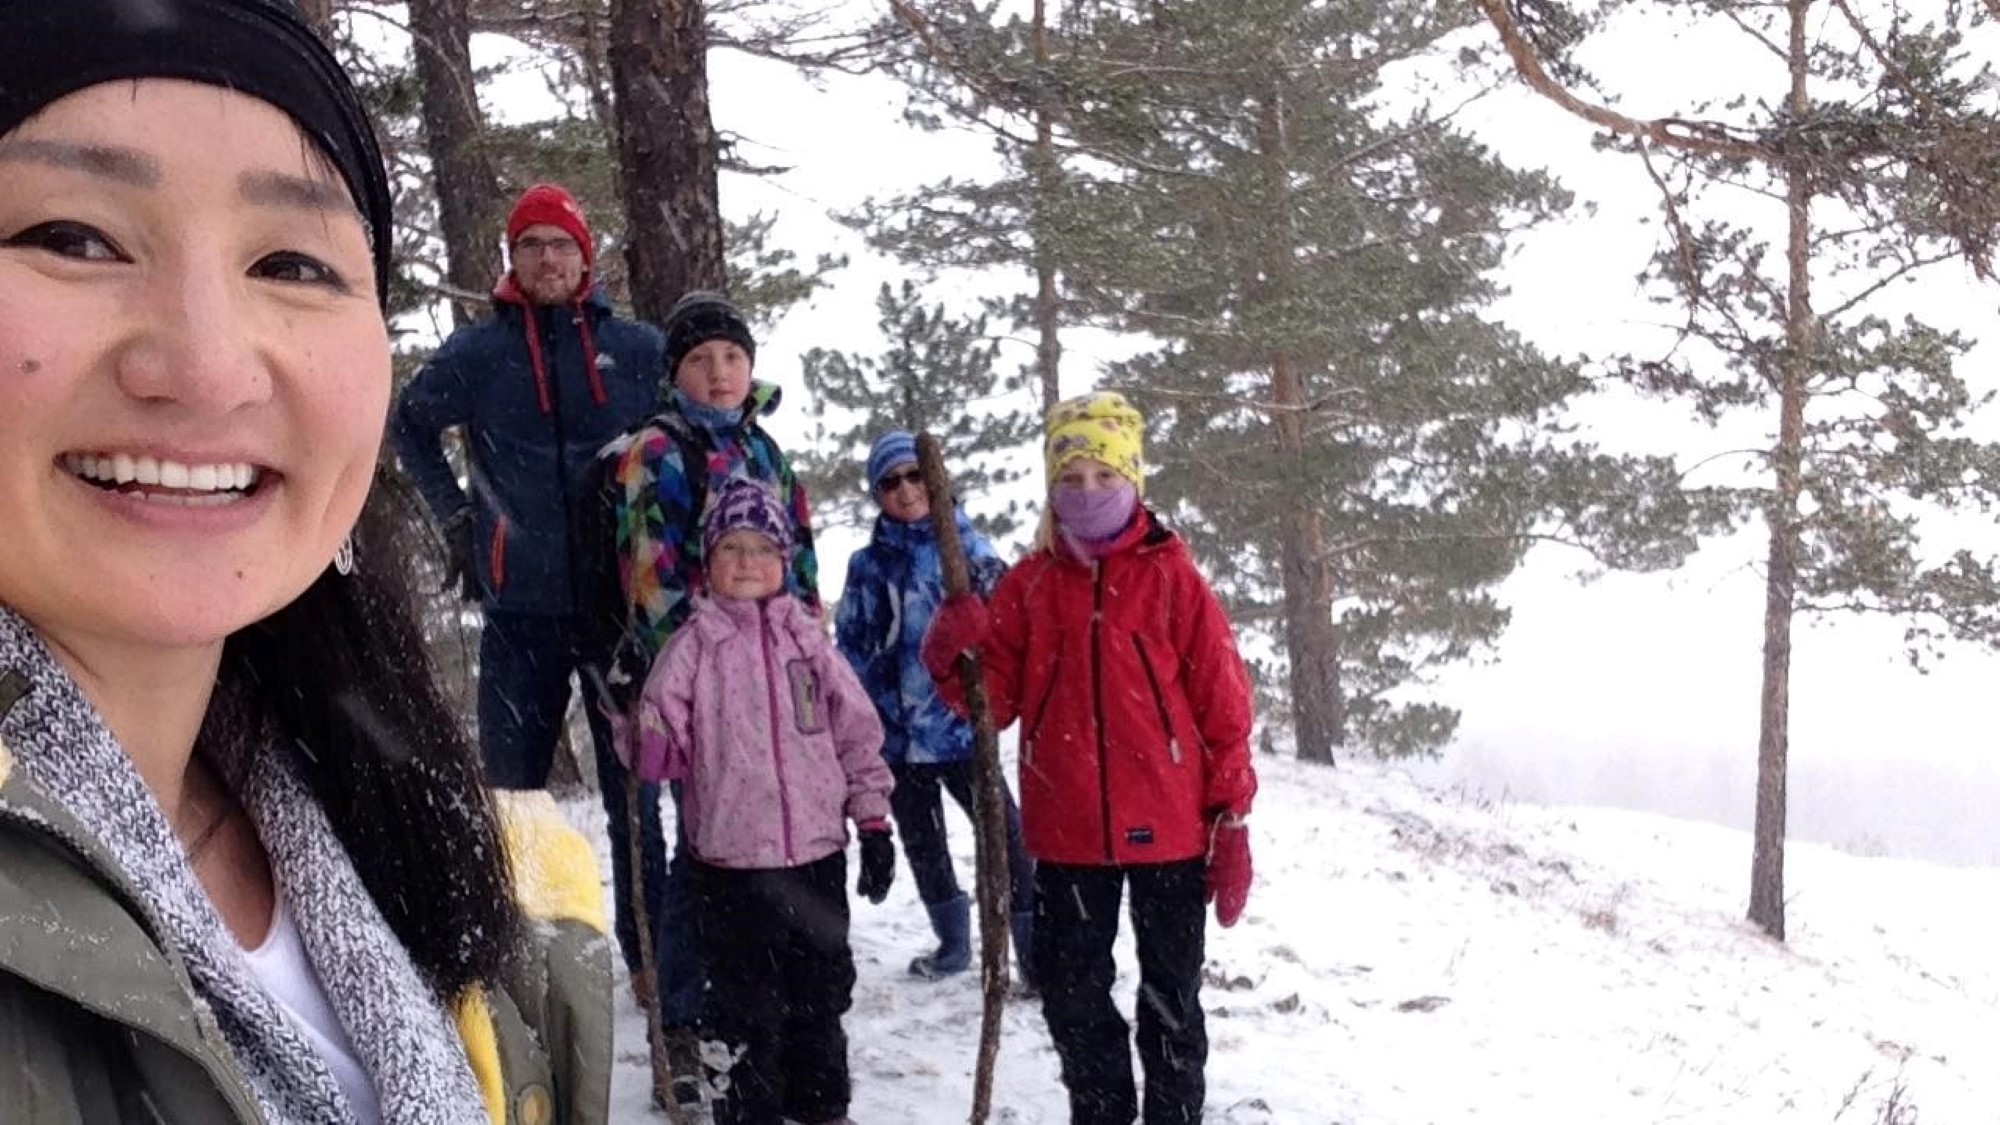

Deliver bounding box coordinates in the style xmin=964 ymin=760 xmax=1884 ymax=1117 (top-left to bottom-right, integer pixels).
xmin=1034 ymin=858 xmax=1209 ymax=1125
xmin=692 ymin=851 xmax=855 ymax=1125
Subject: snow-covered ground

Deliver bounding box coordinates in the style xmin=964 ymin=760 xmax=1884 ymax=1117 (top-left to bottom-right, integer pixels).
xmin=560 ymin=752 xmax=1999 ymax=1124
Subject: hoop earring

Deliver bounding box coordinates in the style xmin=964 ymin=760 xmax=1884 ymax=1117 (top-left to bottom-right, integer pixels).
xmin=333 ymin=536 xmax=356 ymax=577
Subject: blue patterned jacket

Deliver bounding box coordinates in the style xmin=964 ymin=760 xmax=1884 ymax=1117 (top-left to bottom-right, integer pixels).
xmin=835 ymin=511 xmax=1006 ymax=765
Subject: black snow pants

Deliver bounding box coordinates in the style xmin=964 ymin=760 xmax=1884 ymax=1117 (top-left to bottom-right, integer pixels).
xmin=1034 ymin=858 xmax=1209 ymax=1125
xmin=692 ymin=851 xmax=855 ymax=1125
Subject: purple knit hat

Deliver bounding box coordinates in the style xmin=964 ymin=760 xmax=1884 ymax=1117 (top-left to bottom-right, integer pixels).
xmin=703 ymin=478 xmax=794 ymax=559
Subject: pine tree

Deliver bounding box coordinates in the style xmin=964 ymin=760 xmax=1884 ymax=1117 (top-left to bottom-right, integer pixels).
xmin=795 ymin=280 xmax=1039 ymax=537
xmin=1038 ymin=0 xmax=1717 ymax=761
xmin=1478 ymin=0 xmax=2000 ymax=939
xmin=856 ymin=0 xmax=1086 ymax=409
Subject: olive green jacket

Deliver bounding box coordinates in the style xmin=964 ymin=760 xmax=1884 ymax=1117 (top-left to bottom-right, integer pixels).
xmin=0 ymin=744 xmax=612 ymax=1125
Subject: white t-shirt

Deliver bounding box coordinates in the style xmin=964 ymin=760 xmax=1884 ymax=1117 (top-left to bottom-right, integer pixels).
xmin=241 ymin=894 xmax=384 ymax=1125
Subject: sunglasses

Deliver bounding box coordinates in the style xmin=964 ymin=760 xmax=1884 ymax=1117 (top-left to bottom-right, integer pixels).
xmin=877 ymin=468 xmax=925 ymax=493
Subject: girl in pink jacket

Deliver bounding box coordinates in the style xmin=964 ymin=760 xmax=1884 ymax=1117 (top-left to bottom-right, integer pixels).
xmin=633 ymin=479 xmax=896 ymax=1125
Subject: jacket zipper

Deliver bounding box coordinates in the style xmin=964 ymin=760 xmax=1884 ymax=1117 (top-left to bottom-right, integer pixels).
xmin=1020 ymin=637 xmax=1062 ymax=767
xmin=545 ymin=308 xmax=580 ymax=615
xmin=1135 ymin=639 xmax=1183 ymax=765
xmin=1091 ymin=562 xmax=1114 ymax=862
xmin=489 ymin=515 xmax=509 ymax=590
xmin=760 ymin=601 xmax=797 ymax=864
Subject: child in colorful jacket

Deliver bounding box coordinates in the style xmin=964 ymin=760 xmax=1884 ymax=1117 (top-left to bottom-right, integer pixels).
xmin=835 ymin=430 xmax=1037 ymax=986
xmin=631 ymin=479 xmax=895 ymax=1125
xmin=596 ymin=290 xmax=818 ymax=1092
xmin=921 ymin=391 xmax=1257 ymax=1125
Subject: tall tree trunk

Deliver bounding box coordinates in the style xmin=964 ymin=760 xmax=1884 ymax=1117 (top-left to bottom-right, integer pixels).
xmin=1030 ymin=0 xmax=1062 ymax=411
xmin=1255 ymin=90 xmax=1344 ymax=763
xmin=608 ymin=0 xmax=728 ymax=323
xmin=1749 ymin=0 xmax=1815 ymax=942
xmin=576 ymin=5 xmax=620 ymax=147
xmin=1273 ymin=353 xmax=1344 ymax=763
xmin=410 ymin=0 xmax=504 ymax=327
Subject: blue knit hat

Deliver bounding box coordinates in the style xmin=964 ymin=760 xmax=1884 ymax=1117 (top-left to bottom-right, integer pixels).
xmin=703 ymin=478 xmax=793 ymax=560
xmin=867 ymin=431 xmax=919 ymax=491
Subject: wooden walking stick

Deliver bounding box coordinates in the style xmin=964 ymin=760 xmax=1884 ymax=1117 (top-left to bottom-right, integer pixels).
xmin=915 ymin=433 xmax=1011 ymax=1125
xmin=587 ymin=669 xmax=688 ymax=1125
xmin=624 ymin=782 xmax=688 ymax=1124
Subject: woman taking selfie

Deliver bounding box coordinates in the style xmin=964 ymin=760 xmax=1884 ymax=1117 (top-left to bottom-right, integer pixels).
xmin=0 ymin=1 xmax=610 ymax=1121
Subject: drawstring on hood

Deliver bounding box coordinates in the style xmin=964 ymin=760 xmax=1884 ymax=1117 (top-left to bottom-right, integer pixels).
xmin=492 ymin=274 xmax=606 ymax=415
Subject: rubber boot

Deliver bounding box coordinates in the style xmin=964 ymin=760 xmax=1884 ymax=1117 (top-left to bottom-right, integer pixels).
xmin=1010 ymin=909 xmax=1038 ymax=998
xmin=908 ymin=893 xmax=973 ymax=979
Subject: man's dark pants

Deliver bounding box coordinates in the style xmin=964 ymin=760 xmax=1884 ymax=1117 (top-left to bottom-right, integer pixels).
xmin=478 ymin=608 xmax=701 ymax=1027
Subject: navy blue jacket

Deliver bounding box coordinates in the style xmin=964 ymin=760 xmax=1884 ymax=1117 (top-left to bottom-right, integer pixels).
xmin=392 ymin=282 xmax=665 ymax=616
xmin=835 ymin=511 xmax=1006 ymax=765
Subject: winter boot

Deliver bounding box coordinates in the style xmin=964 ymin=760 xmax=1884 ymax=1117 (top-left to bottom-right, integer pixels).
xmin=658 ymin=1026 xmax=704 ymax=1112
xmin=1009 ymin=909 xmax=1038 ymax=998
xmin=908 ymin=893 xmax=973 ymax=979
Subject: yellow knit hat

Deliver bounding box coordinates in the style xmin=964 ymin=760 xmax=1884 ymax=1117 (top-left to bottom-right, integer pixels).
xmin=1045 ymin=391 xmax=1145 ymax=494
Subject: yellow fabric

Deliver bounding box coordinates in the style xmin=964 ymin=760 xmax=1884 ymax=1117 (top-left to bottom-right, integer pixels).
xmin=454 ymin=985 xmax=507 ymax=1125
xmin=489 ymin=789 xmax=609 ymax=933
xmin=1045 ymin=390 xmax=1146 ymax=494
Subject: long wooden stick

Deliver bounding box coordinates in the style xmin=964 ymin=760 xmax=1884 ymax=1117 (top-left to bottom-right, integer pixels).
xmin=916 ymin=433 xmax=1010 ymax=1125
xmin=589 ymin=665 xmax=688 ymax=1125
xmin=622 ymin=781 xmax=687 ymax=1123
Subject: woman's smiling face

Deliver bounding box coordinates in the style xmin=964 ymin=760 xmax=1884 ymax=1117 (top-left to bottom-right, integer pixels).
xmin=0 ymin=79 xmax=388 ymax=657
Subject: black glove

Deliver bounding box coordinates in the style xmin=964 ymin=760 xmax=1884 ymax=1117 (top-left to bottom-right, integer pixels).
xmin=856 ymin=822 xmax=896 ymax=905
xmin=441 ymin=505 xmax=479 ymax=602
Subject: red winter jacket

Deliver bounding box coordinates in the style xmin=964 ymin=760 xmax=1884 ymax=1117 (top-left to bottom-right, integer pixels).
xmin=943 ymin=512 xmax=1257 ymax=866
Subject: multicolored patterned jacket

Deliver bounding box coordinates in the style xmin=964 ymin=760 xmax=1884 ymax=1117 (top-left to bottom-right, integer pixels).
xmin=611 ymin=382 xmax=818 ymax=668
xmin=835 ymin=510 xmax=1005 ymax=765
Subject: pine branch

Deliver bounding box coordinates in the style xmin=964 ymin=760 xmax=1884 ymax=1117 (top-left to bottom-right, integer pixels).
xmin=1473 ymin=0 xmax=1770 ymax=159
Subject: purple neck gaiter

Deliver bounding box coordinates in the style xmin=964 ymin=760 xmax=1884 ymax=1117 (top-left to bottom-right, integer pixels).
xmin=1052 ymin=482 xmax=1138 ymax=548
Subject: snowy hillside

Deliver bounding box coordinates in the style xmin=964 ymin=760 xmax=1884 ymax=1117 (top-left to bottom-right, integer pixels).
xmin=561 ymin=753 xmax=2000 ymax=1124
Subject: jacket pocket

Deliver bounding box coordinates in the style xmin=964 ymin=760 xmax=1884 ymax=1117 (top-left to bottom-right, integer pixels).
xmin=488 ymin=515 xmax=509 ymax=591
xmin=788 ymin=659 xmax=828 ymax=735
xmin=1134 ymin=635 xmax=1183 ymax=765
xmin=1020 ymin=646 xmax=1064 ymax=768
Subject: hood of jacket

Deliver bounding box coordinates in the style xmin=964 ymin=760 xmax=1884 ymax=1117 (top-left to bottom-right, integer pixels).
xmin=491 ymin=274 xmax=617 ymax=319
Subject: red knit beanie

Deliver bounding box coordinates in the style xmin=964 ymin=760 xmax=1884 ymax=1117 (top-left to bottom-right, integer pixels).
xmin=506 ymin=183 xmax=594 ymax=269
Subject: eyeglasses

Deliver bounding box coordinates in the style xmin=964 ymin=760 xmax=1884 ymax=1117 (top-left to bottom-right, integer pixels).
xmin=877 ymin=468 xmax=924 ymax=493
xmin=514 ymin=236 xmax=582 ymax=259
xmin=711 ymin=541 xmax=784 ymax=563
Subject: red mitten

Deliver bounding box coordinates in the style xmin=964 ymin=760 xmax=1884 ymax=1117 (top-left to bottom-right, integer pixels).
xmin=919 ymin=595 xmax=992 ymax=683
xmin=1204 ymin=815 xmax=1252 ymax=927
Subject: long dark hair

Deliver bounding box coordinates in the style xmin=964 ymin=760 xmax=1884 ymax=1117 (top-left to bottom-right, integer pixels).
xmin=217 ymin=468 xmax=519 ymax=998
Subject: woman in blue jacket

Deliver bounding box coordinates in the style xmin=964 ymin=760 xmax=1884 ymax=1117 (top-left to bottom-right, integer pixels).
xmin=834 ymin=432 xmax=1036 ymax=984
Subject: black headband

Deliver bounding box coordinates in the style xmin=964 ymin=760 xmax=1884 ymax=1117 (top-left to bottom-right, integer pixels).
xmin=0 ymin=0 xmax=394 ymax=307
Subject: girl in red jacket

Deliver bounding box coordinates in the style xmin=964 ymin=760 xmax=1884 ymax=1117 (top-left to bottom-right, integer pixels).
xmin=922 ymin=391 xmax=1256 ymax=1125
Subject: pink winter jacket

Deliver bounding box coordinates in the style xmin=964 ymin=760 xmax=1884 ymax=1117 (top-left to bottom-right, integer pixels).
xmin=634 ymin=593 xmax=893 ymax=870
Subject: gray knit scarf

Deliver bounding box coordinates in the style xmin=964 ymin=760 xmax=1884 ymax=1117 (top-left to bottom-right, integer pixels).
xmin=0 ymin=609 xmax=488 ymax=1124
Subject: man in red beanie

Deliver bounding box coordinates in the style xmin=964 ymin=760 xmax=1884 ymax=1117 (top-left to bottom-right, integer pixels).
xmin=391 ymin=184 xmax=674 ymax=1021
xmin=507 ymin=182 xmax=594 ymax=305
